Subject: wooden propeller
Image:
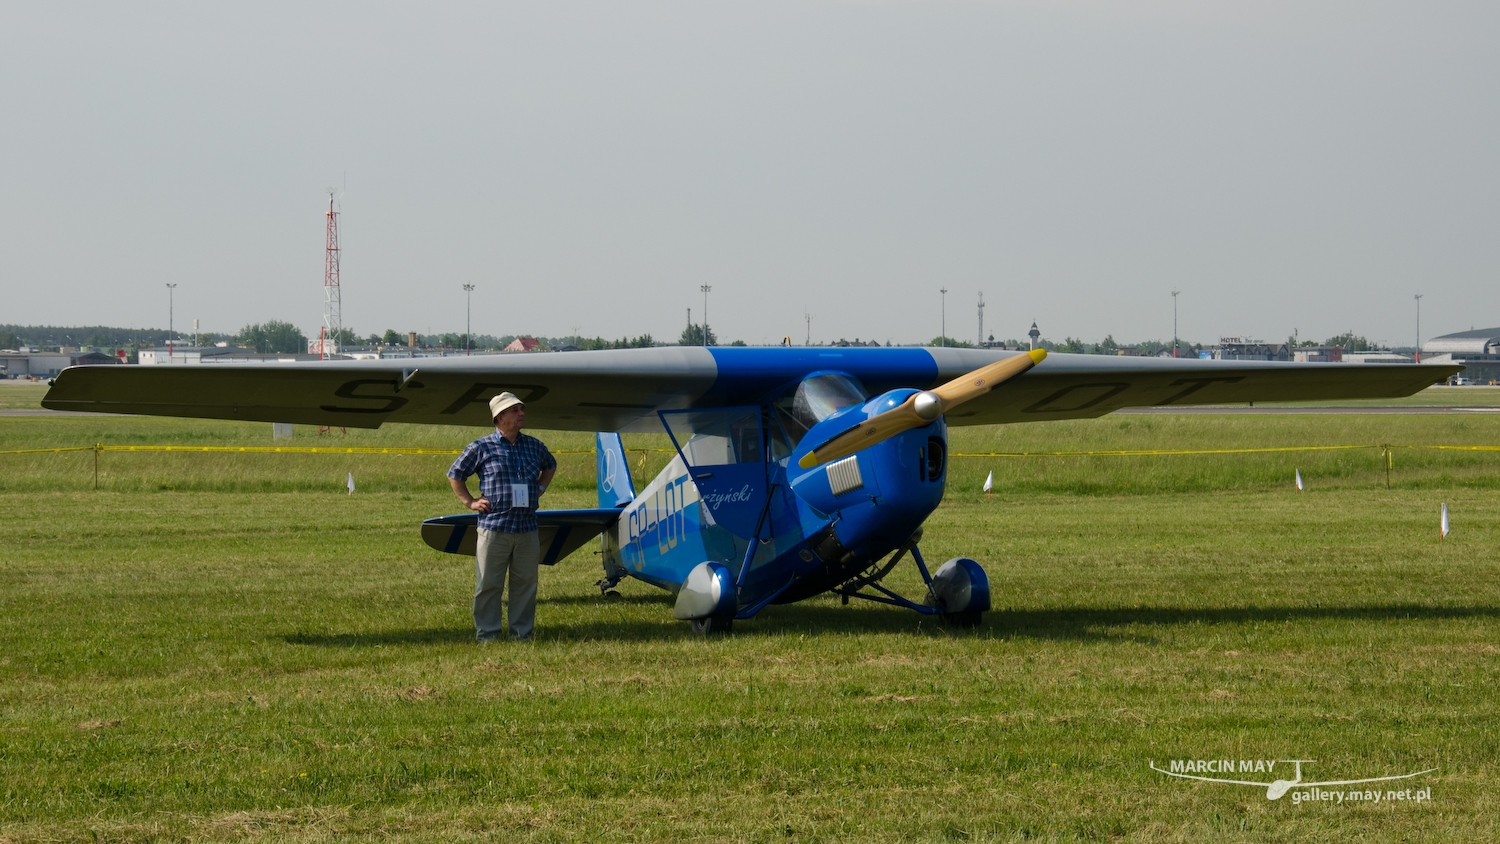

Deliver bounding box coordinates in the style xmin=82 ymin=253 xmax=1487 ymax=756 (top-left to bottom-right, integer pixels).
xmin=797 ymin=348 xmax=1047 ymax=469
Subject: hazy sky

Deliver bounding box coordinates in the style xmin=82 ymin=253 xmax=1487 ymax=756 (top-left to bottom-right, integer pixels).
xmin=3 ymin=1 xmax=1497 ymax=347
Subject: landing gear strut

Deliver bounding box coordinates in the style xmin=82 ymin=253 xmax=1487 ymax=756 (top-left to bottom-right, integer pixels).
xmin=832 ymin=541 xmax=991 ymax=627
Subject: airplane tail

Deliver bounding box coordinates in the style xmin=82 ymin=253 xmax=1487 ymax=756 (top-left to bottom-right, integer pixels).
xmin=596 ymin=432 xmax=636 ymax=508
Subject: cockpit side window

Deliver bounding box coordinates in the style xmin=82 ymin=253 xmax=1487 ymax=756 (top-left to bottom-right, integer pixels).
xmin=661 ymin=407 xmax=765 ymax=466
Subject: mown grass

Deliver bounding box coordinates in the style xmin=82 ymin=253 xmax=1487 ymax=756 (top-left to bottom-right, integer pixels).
xmin=0 ymin=383 xmax=50 ymax=409
xmin=1 ymin=405 xmax=1498 ymax=841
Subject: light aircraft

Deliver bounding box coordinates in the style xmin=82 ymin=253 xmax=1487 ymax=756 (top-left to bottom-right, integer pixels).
xmin=44 ymin=347 xmax=1460 ymax=633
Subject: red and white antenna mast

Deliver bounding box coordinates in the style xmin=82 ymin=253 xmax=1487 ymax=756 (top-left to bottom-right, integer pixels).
xmin=322 ymin=188 xmax=342 ymax=359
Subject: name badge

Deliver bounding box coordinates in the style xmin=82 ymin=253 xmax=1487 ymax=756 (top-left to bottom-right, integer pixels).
xmin=510 ymin=483 xmax=529 ymax=509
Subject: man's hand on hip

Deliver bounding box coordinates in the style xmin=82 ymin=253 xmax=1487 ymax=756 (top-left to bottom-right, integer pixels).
xmin=449 ymin=476 xmax=490 ymax=513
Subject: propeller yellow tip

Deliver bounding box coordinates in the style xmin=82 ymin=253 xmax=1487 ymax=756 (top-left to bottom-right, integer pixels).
xmin=797 ymin=452 xmax=819 ymax=469
xmin=1028 ymin=348 xmax=1048 ymax=364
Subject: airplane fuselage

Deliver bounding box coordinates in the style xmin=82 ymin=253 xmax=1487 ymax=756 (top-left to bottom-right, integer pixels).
xmin=601 ymin=386 xmax=949 ymax=615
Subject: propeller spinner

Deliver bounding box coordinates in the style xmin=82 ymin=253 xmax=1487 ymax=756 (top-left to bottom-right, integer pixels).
xmin=797 ymin=348 xmax=1047 ymax=469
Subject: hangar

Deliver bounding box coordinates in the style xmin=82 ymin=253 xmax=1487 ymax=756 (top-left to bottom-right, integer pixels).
xmin=1422 ymin=328 xmax=1500 ymax=384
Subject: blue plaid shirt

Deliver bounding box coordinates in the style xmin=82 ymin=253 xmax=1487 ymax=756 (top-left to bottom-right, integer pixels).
xmin=448 ymin=432 xmax=557 ymax=533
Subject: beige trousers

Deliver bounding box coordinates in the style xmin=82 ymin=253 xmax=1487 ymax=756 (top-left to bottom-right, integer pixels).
xmin=474 ymin=528 xmax=540 ymax=641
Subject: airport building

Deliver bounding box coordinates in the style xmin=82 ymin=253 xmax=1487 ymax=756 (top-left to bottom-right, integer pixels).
xmin=1210 ymin=339 xmax=1292 ymax=361
xmin=1421 ymin=328 xmax=1500 ymax=385
xmin=137 ymin=346 xmax=325 ymax=365
xmin=135 ymin=345 xmax=491 ymax=364
xmin=0 ymin=349 xmax=119 ymax=378
xmin=1292 ymin=345 xmax=1345 ymax=363
xmin=1342 ymin=352 xmax=1413 ymax=364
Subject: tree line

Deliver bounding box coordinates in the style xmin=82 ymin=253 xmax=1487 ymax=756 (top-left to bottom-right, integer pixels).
xmin=1 ymin=323 xmax=1397 ymax=356
xmin=0 ymin=325 xmax=233 ymax=350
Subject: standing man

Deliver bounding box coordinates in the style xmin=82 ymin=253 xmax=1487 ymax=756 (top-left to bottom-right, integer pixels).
xmin=448 ymin=392 xmax=557 ymax=642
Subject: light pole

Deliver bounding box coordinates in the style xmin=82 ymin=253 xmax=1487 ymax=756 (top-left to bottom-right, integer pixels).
xmin=977 ymin=291 xmax=985 ymax=348
xmin=700 ymin=284 xmax=712 ymax=346
xmin=166 ymin=283 xmax=177 ymax=359
xmin=1414 ymin=294 xmax=1423 ymax=363
xmin=463 ymin=283 xmax=475 ymax=355
xmin=940 ymin=288 xmax=948 ymax=347
xmin=1171 ymin=290 xmax=1180 ymax=358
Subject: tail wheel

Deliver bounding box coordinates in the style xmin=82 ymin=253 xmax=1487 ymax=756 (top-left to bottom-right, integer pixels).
xmin=691 ymin=614 xmax=734 ymax=635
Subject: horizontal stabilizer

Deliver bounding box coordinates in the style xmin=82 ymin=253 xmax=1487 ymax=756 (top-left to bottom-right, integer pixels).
xmin=421 ymin=508 xmax=622 ymax=565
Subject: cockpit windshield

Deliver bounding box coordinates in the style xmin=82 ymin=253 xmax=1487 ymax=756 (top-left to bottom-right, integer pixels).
xmin=768 ymin=373 xmax=868 ymax=457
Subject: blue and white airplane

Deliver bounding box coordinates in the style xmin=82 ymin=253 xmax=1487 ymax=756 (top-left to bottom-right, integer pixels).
xmin=44 ymin=346 xmax=1460 ymax=633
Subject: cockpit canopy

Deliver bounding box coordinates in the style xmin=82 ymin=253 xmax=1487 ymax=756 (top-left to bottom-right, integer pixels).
xmin=768 ymin=372 xmax=868 ymax=457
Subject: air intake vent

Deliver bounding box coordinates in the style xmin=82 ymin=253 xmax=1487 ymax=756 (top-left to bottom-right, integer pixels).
xmin=826 ymin=456 xmax=864 ymax=496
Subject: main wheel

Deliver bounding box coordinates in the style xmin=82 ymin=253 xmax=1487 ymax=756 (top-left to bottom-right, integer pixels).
xmin=691 ymin=614 xmax=734 ymax=635
xmin=941 ymin=610 xmax=982 ymax=628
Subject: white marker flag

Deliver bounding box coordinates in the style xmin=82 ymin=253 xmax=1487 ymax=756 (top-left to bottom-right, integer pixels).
xmin=1441 ymin=502 xmax=1449 ymax=539
xmin=347 ymin=472 xmax=355 ymax=495
xmin=983 ymin=471 xmax=994 ymax=493
xmin=1295 ymin=469 xmax=1303 ymax=491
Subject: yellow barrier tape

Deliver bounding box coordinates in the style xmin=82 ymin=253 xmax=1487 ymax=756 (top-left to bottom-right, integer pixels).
xmin=949 ymin=445 xmax=1379 ymax=457
xmin=949 ymin=444 xmax=1500 ymax=458
xmin=0 ymin=445 xmax=682 ymax=457
xmin=99 ymin=445 xmax=464 ymax=455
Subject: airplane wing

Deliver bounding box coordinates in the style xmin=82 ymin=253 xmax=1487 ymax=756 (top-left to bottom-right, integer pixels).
xmin=42 ymin=347 xmax=1460 ymax=431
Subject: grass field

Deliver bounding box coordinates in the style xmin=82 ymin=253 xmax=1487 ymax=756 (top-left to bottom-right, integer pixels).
xmin=2 ymin=388 xmax=1499 ymax=842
